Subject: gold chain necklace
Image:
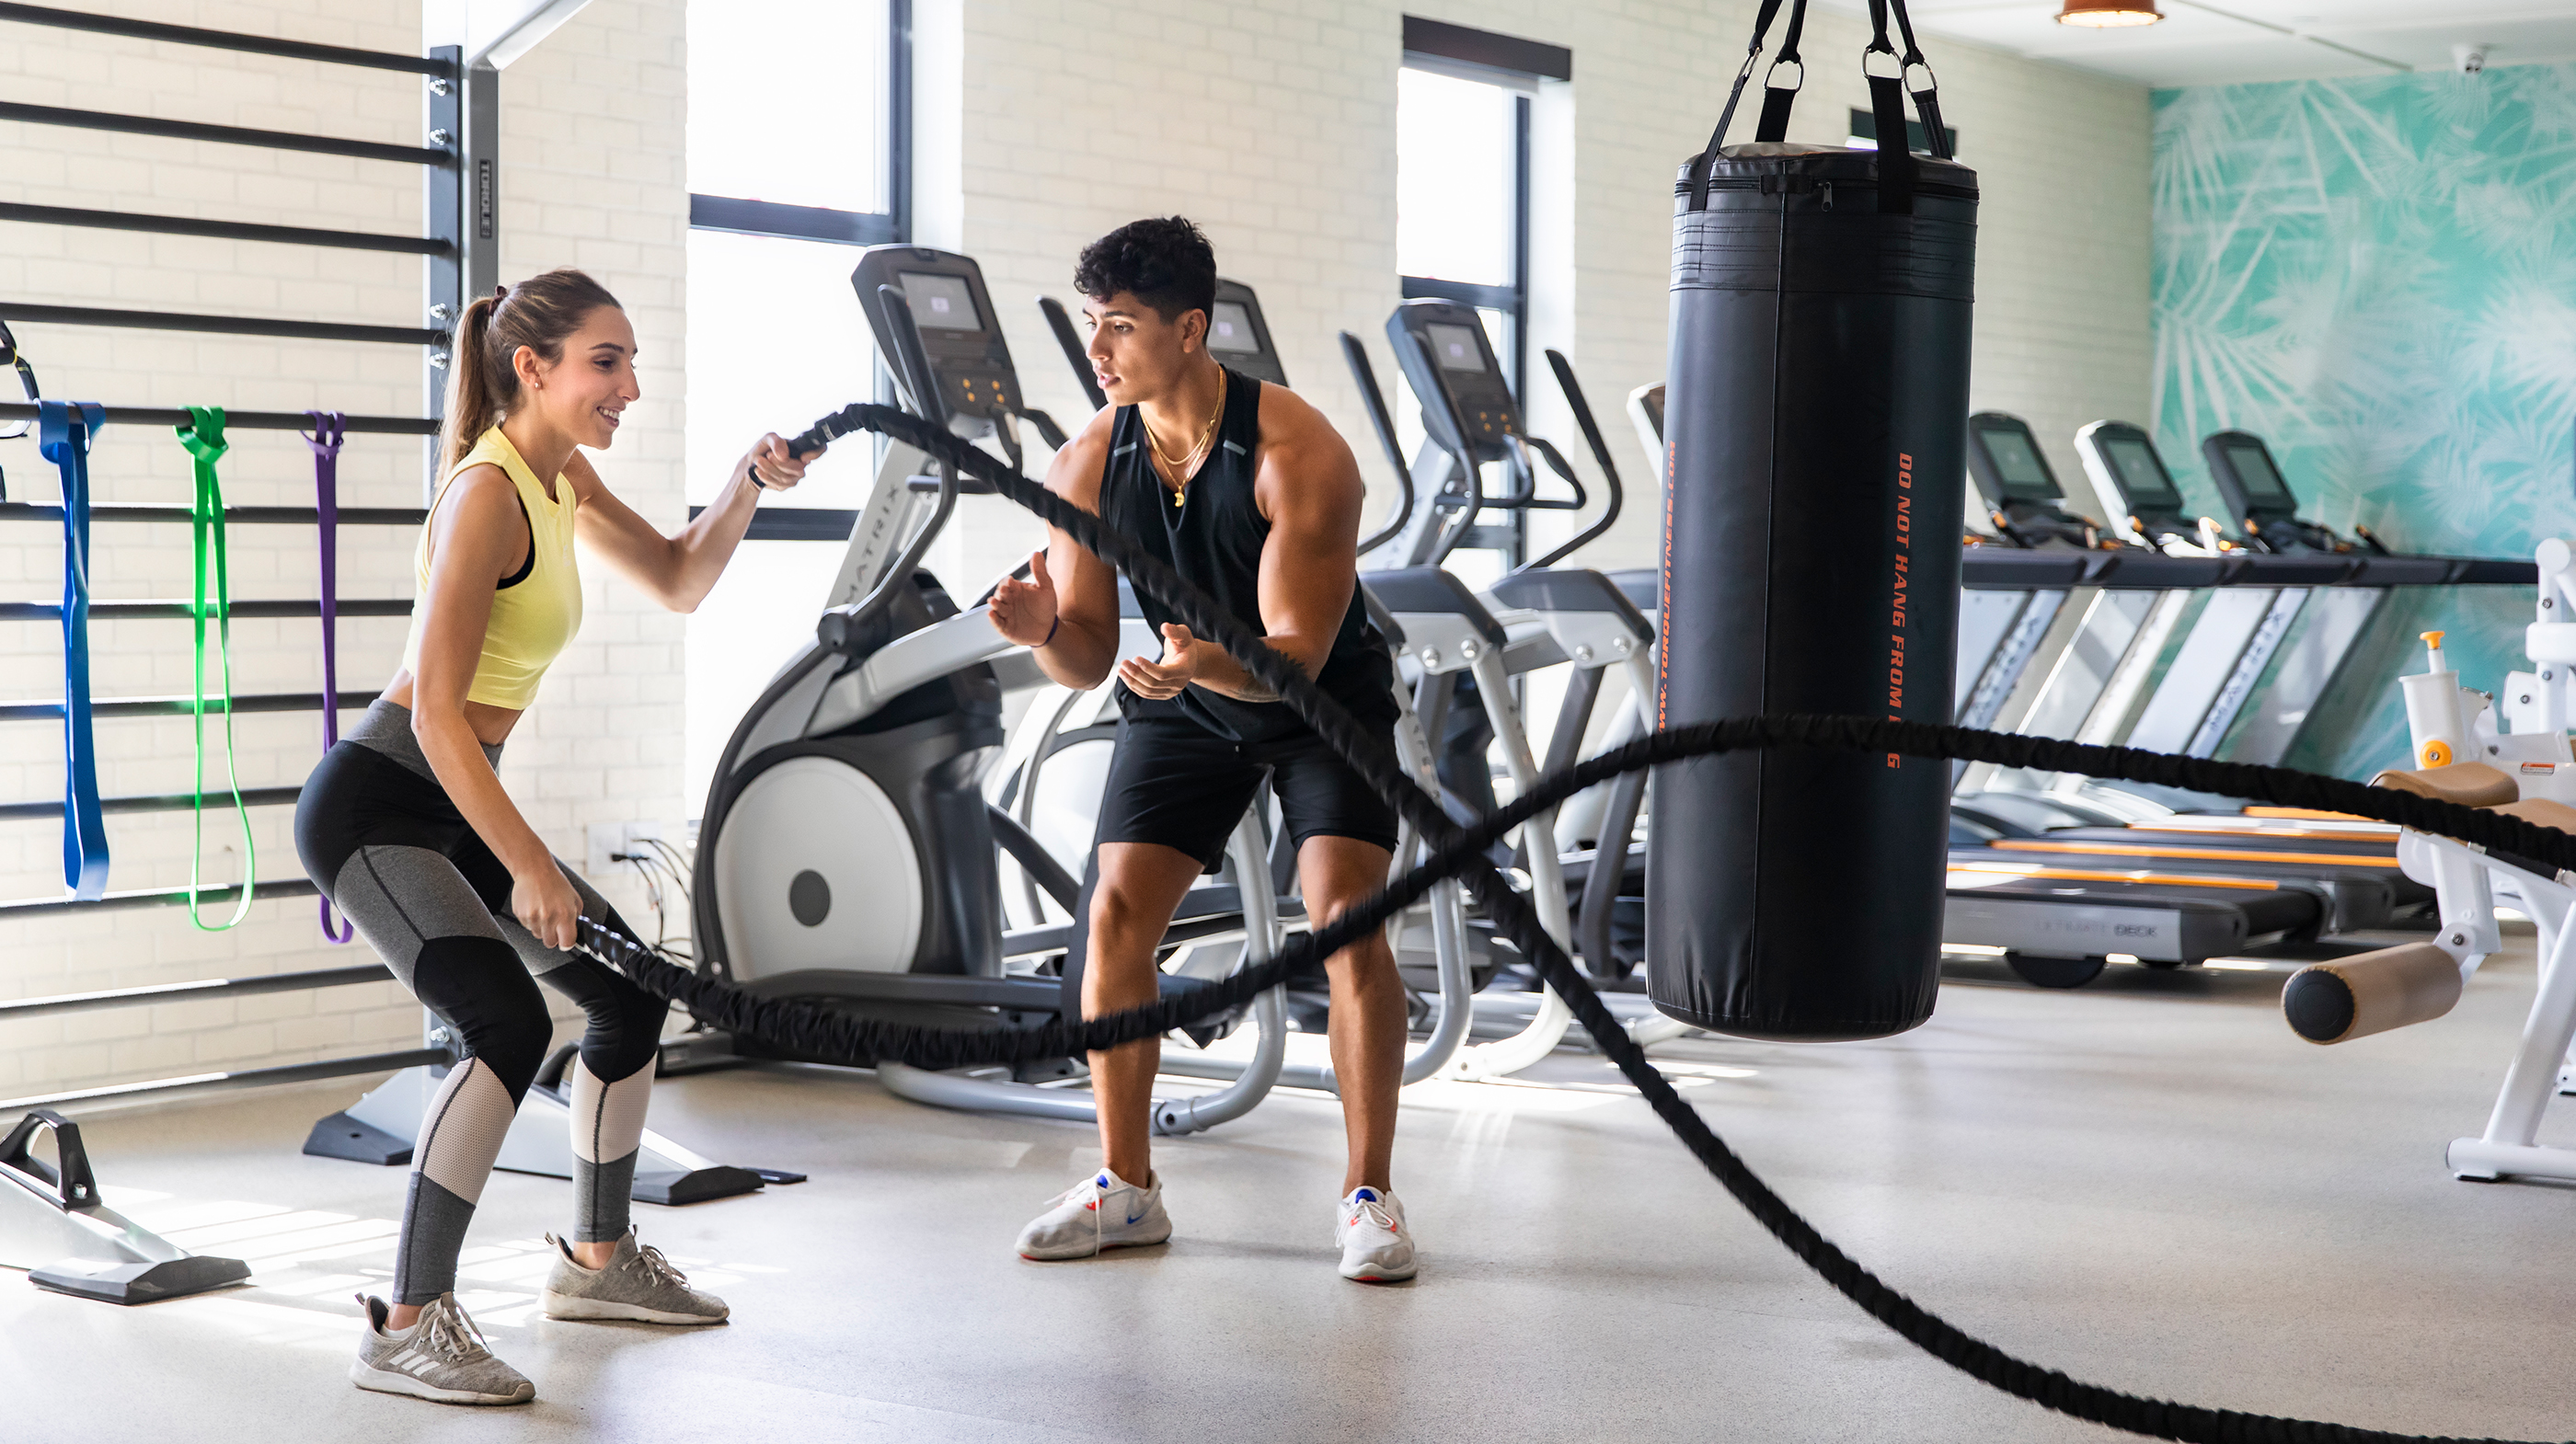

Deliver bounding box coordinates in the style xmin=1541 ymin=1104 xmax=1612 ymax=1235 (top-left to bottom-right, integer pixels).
xmin=1144 ymin=368 xmax=1225 ymax=508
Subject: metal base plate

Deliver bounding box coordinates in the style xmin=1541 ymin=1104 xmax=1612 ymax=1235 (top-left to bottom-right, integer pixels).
xmin=29 ymin=1253 xmax=248 ymax=1305
xmin=299 ymin=1109 xmax=412 ymax=1166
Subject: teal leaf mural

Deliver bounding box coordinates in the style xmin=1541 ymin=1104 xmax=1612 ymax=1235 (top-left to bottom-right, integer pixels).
xmin=2153 ymin=64 xmax=2576 ymax=780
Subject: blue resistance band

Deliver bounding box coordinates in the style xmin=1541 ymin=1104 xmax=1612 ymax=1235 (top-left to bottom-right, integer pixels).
xmin=177 ymin=407 xmax=255 ymax=931
xmin=304 ymin=410 xmax=353 ymax=943
xmin=39 ymin=401 xmax=108 ymax=901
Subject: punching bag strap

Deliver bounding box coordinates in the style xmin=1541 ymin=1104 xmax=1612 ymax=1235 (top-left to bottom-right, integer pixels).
xmin=1687 ymin=0 xmax=1793 ymax=211
xmin=1751 ymin=0 xmax=1809 ymax=145
xmin=1889 ymin=0 xmax=1954 ymax=162
xmin=1863 ymin=0 xmax=1917 ymax=215
xmin=40 ymin=400 xmax=109 ymax=901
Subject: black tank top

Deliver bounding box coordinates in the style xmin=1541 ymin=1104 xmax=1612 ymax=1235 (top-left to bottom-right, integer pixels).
xmin=1099 ymin=365 xmax=1393 ymax=743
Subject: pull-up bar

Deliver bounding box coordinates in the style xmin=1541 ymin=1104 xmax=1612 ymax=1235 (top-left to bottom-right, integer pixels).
xmin=0 ymin=202 xmax=453 ymax=257
xmin=0 ymin=2 xmax=456 ymax=77
xmin=2 ymin=303 xmax=443 ymax=348
xmin=0 ymin=405 xmax=437 ymax=437
xmin=0 ymin=102 xmax=452 ymax=167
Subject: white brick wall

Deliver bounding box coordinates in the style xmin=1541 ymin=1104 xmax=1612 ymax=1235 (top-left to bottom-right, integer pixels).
xmin=932 ymin=0 xmax=2150 ymax=573
xmin=0 ymin=0 xmax=687 ymax=1099
xmin=0 ymin=0 xmax=2144 ymax=1100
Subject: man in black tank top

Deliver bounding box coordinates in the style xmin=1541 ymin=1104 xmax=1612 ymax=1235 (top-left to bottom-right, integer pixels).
xmin=988 ymin=218 xmax=1416 ymax=1281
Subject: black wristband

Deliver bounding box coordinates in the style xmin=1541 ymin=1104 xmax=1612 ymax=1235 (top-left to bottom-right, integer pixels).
xmin=744 ymin=460 xmax=769 ymax=491
xmin=1040 ymin=613 xmax=1061 ymax=648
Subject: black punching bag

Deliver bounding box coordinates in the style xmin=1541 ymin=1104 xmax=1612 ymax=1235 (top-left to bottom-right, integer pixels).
xmin=1647 ymin=0 xmax=1975 ymax=1039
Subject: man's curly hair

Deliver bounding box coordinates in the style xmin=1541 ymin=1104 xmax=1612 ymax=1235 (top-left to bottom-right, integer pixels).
xmin=1075 ymin=216 xmax=1218 ymax=327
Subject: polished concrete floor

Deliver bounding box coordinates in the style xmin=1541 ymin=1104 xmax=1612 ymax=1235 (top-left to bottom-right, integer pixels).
xmin=7 ymin=940 xmax=2576 ymax=1442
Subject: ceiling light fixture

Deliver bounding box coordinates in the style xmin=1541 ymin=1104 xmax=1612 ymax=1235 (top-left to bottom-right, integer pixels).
xmin=2057 ymin=0 xmax=2163 ymax=25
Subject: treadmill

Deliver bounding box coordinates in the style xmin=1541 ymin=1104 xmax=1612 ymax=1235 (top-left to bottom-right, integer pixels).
xmin=1941 ymin=417 xmax=2379 ymax=984
xmin=1998 ymin=426 xmax=2536 ymax=882
xmin=1952 ymin=422 xmax=2473 ymax=959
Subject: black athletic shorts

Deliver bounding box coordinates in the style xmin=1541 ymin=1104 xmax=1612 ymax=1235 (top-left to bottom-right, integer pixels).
xmin=1095 ymin=708 xmax=1402 ymax=872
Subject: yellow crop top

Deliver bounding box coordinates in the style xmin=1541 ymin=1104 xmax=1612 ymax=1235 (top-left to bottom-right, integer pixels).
xmin=402 ymin=427 xmax=582 ymax=709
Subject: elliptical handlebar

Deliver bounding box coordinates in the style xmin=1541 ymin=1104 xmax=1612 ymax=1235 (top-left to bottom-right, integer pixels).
xmin=1512 ymin=435 xmax=1590 ymax=514
xmin=1519 ymin=349 xmax=1626 ymax=573
xmin=1018 ymin=407 xmax=1070 ymax=452
xmin=1342 ymin=332 xmax=1416 ymax=557
xmin=779 ymin=399 xmax=967 ymax=657
xmin=1037 ymin=295 xmax=1109 ymax=412
xmin=1483 ymin=433 xmax=1583 ymax=513
xmin=876 ymin=284 xmax=949 ymax=430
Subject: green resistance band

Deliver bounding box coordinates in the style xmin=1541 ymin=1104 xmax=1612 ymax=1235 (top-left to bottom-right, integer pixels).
xmin=177 ymin=407 xmax=255 ymax=930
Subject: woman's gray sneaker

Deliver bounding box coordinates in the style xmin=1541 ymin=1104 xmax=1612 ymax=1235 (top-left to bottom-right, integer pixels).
xmin=350 ymin=1293 xmax=534 ymax=1405
xmin=540 ymin=1230 xmax=730 ymax=1324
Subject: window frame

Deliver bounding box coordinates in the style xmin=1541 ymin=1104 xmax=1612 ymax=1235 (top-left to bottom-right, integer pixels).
xmin=1395 ymin=85 xmax=1530 ymax=403
xmin=688 ymin=0 xmax=911 ymax=247
xmin=1846 ymin=106 xmax=1959 ymax=157
xmin=1397 ymin=18 xmax=1566 ymax=567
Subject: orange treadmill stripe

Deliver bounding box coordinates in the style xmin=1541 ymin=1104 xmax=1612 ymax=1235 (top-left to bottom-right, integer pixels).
xmin=2125 ymin=823 xmax=2397 ymax=843
xmin=1949 ymin=864 xmax=2279 ymax=891
xmin=2245 ymin=807 xmax=2368 ymax=821
xmin=1988 ymin=840 xmax=2399 ymax=868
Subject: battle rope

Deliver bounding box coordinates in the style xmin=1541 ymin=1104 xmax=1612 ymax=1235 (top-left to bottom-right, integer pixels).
xmin=303 ymin=410 xmax=354 ymax=942
xmin=576 ymin=402 xmax=2569 ymax=1444
xmin=176 ymin=407 xmax=254 ymax=930
xmin=39 ymin=400 xmax=109 ymax=901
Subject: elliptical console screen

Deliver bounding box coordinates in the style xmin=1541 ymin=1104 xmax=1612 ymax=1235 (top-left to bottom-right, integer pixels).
xmin=1426 ymin=322 xmax=1489 ymax=373
xmin=898 ymin=271 xmax=983 ymax=332
xmin=2101 ymin=434 xmax=2185 ymax=513
xmin=1208 ymin=301 xmax=1260 ymax=355
xmin=2219 ymin=439 xmax=2297 ymax=512
xmin=1982 ymin=428 xmax=2059 ymax=503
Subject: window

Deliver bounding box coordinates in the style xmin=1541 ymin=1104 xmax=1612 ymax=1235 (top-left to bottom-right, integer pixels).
xmin=1846 ymin=107 xmax=1959 ymax=156
xmin=683 ymin=0 xmax=909 ymax=810
xmin=1397 ymin=18 xmax=1567 ymax=568
xmin=1397 ymin=63 xmax=1529 ymax=398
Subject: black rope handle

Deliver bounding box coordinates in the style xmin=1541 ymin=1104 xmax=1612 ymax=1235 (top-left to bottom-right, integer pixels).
xmin=591 ymin=400 xmax=2569 ymax=1444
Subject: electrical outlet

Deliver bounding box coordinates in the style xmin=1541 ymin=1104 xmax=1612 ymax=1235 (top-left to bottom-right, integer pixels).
xmin=586 ymin=819 xmax=665 ymax=876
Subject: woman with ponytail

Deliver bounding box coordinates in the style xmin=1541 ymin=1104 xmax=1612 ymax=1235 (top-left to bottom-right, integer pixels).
xmin=295 ymin=269 xmax=814 ymax=1405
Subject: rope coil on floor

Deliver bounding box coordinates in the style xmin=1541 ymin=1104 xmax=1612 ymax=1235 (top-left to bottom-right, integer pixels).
xmin=572 ymin=403 xmax=2570 ymax=1444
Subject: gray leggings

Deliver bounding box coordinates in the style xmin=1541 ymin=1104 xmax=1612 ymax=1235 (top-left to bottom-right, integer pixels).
xmin=295 ymin=701 xmax=666 ymax=1304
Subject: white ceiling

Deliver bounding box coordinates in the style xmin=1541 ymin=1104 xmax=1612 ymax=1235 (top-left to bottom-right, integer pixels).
xmin=1818 ymin=1 xmax=2576 ymax=87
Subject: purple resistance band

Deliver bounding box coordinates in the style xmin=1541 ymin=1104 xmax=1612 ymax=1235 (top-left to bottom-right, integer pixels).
xmin=304 ymin=410 xmax=354 ymax=943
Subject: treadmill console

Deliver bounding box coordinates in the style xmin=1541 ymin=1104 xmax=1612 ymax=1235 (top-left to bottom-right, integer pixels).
xmin=1963 ymin=412 xmax=2101 ymax=549
xmin=1387 ymin=298 xmax=1516 ymax=464
xmin=2075 ymin=419 xmax=2206 ymax=550
xmin=1206 ymin=278 xmax=1287 ymax=386
xmin=2202 ymin=430 xmax=2299 ymax=525
xmin=2199 ymin=429 xmax=2351 ymax=557
xmin=852 ymin=246 xmax=1023 ymax=440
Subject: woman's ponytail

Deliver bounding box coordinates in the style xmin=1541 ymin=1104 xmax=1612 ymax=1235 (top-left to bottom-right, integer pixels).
xmin=437 ymin=292 xmax=502 ymax=472
xmin=434 ymin=269 xmax=623 ymax=474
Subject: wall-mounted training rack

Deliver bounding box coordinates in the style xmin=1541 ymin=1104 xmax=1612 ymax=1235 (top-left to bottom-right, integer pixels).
xmin=0 ymin=1 xmax=493 ymax=1110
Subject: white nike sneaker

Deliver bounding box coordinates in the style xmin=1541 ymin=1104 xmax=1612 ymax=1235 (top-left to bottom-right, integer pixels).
xmin=1016 ymin=1168 xmax=1172 ymax=1260
xmin=1336 ymin=1186 xmax=1417 ymax=1282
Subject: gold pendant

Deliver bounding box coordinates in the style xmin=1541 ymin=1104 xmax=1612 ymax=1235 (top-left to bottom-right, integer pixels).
xmin=1172 ymin=485 xmax=1184 ymax=508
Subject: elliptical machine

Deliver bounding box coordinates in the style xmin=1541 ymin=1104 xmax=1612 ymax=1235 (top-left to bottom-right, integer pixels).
xmin=684 ymin=245 xmax=1294 ymax=1133
xmin=1341 ymin=303 xmax=1683 ymax=1072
